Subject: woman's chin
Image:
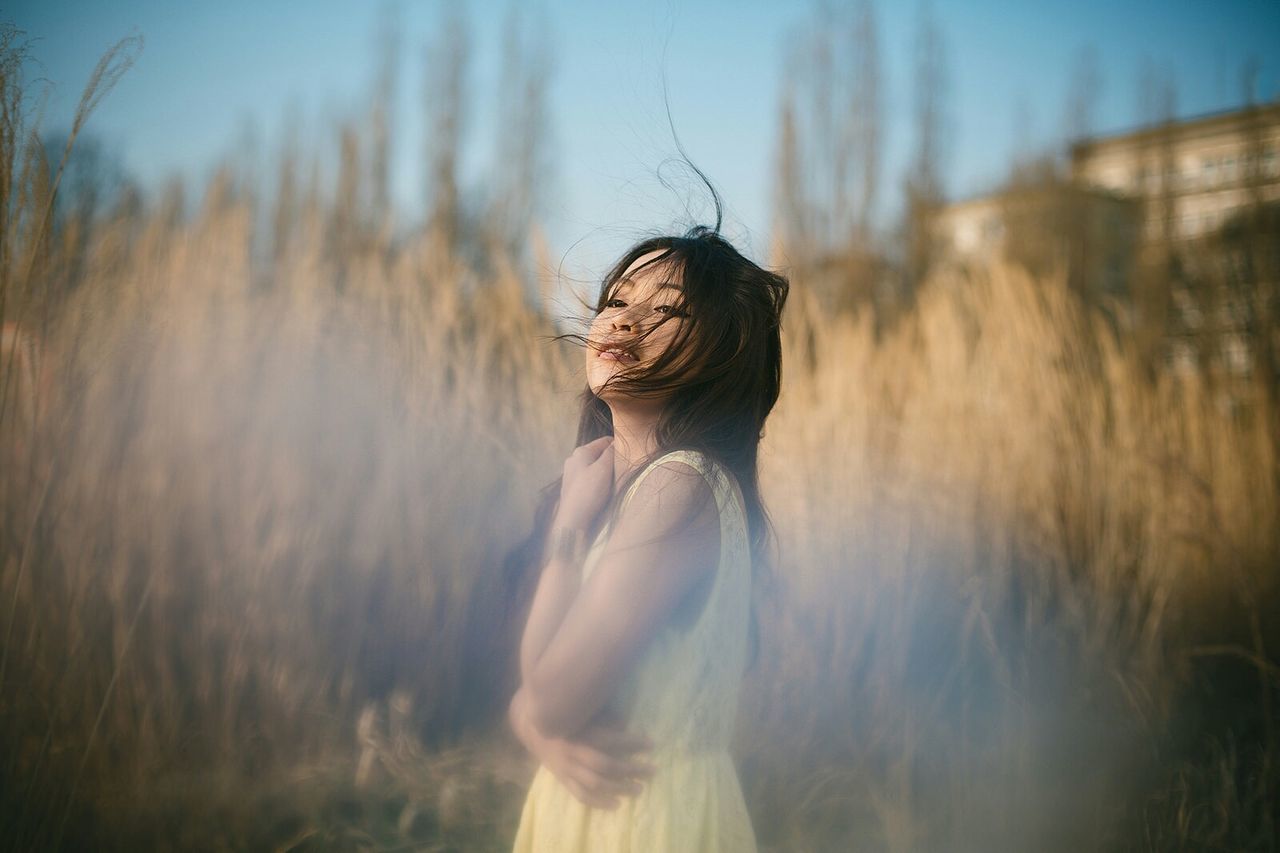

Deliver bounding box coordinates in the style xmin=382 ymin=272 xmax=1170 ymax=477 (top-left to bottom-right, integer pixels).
xmin=587 ymin=375 xmax=631 ymax=404
xmin=586 ymin=362 xmax=627 ymax=395
xmin=588 ymin=382 xmax=623 ymax=402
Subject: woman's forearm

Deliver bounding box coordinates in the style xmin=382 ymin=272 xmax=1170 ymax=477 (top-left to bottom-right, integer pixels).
xmin=519 ymin=525 xmax=588 ymax=687
xmin=508 ymin=683 xmax=538 ymax=748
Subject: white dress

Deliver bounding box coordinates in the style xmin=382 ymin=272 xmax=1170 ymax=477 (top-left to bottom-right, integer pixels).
xmin=512 ymin=449 xmax=758 ymax=852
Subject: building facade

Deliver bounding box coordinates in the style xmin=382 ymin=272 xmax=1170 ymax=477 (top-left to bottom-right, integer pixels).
xmin=1070 ymin=103 xmax=1280 ymax=244
xmin=1072 ymin=103 xmax=1280 ymax=388
xmin=934 ymin=182 xmax=1141 ymax=302
xmin=936 ymin=103 xmax=1280 ymax=393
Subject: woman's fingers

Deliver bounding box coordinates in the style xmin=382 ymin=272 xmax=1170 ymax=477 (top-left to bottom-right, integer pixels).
xmin=585 ymin=439 xmax=613 ymax=468
xmin=557 ymin=436 xmax=616 ymax=528
xmin=575 ymin=734 xmax=655 ymax=781
xmin=570 ymin=762 xmax=643 ymax=806
xmin=565 ymin=436 xmax=612 ymax=478
xmin=565 ymin=776 xmax=618 ymax=810
xmin=567 ymin=741 xmax=655 ymax=785
xmin=543 ymin=716 xmax=657 ymax=811
xmin=580 ymin=725 xmax=653 ymax=757
xmin=576 ymin=435 xmax=613 ymax=459
xmin=554 ymin=754 xmax=630 ymax=809
xmin=549 ymin=741 xmax=654 ymax=810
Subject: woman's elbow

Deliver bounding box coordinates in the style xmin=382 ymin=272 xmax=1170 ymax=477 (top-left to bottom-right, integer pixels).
xmin=524 ymin=677 xmax=577 ymax=739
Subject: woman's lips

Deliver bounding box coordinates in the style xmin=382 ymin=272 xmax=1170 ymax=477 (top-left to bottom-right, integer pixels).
xmin=597 ymin=348 xmax=638 ymax=363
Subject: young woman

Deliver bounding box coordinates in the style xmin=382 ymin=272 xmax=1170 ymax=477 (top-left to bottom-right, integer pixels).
xmin=508 ymin=224 xmax=788 ymax=851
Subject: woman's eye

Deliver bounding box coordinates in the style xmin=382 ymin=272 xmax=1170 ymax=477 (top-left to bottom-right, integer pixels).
xmin=603 ymin=298 xmax=626 ymax=309
xmin=655 ymin=305 xmax=690 ymax=317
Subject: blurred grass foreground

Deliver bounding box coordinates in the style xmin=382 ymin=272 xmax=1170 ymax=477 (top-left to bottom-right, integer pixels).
xmin=2 ymin=24 xmax=1279 ymax=853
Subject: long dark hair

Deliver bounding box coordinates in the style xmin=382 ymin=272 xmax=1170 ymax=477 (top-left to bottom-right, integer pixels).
xmin=505 ymin=221 xmax=789 ymax=672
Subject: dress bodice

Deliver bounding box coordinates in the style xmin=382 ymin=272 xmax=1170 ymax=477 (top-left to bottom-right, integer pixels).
xmin=512 ymin=448 xmax=758 ymax=851
xmin=580 ymin=449 xmax=752 ymax=756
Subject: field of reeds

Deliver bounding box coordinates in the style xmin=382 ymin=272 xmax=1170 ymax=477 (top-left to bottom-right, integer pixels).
xmin=2 ymin=28 xmax=1278 ymax=853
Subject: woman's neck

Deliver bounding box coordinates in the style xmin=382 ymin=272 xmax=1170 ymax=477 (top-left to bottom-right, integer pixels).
xmin=607 ymin=401 xmax=664 ymax=485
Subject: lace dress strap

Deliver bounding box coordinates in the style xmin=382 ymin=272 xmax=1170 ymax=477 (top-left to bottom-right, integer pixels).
xmin=617 ymin=449 xmax=726 ymax=513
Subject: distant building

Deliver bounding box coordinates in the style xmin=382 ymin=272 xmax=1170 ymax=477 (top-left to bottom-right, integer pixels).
xmin=1070 ymin=103 xmax=1280 ymax=243
xmin=935 ymin=103 xmax=1280 ymax=393
xmin=1072 ymin=103 xmax=1280 ymax=389
xmin=934 ymin=182 xmax=1141 ymax=301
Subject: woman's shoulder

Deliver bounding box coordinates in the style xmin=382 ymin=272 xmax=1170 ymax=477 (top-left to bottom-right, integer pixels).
xmin=649 ymin=447 xmax=713 ymax=473
xmin=626 ymin=448 xmax=731 ymax=506
xmin=607 ymin=450 xmax=723 ymax=544
xmin=647 ymin=447 xmax=735 ymax=483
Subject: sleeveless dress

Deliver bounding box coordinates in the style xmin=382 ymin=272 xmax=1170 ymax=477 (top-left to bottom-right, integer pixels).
xmin=512 ymin=449 xmax=757 ymax=852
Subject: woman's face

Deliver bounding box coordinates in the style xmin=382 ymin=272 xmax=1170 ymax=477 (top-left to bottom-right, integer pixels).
xmin=586 ymin=249 xmax=692 ymax=400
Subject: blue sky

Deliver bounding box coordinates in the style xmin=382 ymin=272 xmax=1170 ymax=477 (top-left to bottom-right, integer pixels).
xmin=9 ymin=0 xmax=1280 ymax=273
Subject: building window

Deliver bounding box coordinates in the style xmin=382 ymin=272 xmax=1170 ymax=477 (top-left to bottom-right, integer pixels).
xmin=1222 ymin=335 xmax=1251 ymax=376
xmin=1202 ymin=157 xmax=1217 ymax=187
xmin=1176 ymin=290 xmax=1203 ymax=328
xmin=1220 ymin=295 xmax=1245 ymax=325
xmin=1170 ymin=340 xmax=1197 ymax=376
xmin=1265 ymin=146 xmax=1278 ymax=177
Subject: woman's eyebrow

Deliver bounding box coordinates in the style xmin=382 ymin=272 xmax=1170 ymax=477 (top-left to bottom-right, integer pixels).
xmin=615 ymin=278 xmax=684 ymax=293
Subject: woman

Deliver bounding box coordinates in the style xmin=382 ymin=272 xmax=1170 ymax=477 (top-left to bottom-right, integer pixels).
xmin=508 ymin=223 xmax=788 ymax=851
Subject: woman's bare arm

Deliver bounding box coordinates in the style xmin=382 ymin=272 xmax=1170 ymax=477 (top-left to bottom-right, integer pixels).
xmin=518 ymin=436 xmax=615 ymax=687
xmin=522 ymin=460 xmax=719 ymax=738
xmin=518 ymin=524 xmax=589 ymax=687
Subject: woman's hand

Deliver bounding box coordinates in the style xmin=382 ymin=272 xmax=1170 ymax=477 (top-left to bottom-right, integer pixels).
xmin=553 ymin=436 xmax=616 ymax=533
xmin=510 ymin=687 xmax=656 ymax=810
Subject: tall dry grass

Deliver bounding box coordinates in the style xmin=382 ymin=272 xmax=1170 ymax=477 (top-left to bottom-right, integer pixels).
xmin=1 ymin=28 xmax=1278 ymax=853
xmin=744 ymin=264 xmax=1277 ymax=850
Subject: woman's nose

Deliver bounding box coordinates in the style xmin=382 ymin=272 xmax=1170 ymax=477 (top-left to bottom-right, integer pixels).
xmin=611 ymin=308 xmax=640 ymax=332
xmin=610 ymin=300 xmax=650 ymax=333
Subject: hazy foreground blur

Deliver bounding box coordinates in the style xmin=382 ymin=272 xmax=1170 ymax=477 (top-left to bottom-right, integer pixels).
xmin=1 ymin=9 xmax=1278 ymax=852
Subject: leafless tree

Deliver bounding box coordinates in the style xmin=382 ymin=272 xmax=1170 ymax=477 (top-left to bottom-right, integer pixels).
xmin=1129 ymin=59 xmax=1179 ymax=375
xmin=490 ymin=4 xmax=554 ymax=264
xmin=422 ymin=4 xmax=469 ymax=248
xmin=1009 ymin=95 xmax=1039 ymax=179
xmin=271 ymin=108 xmax=300 ymax=262
xmin=772 ymin=83 xmax=805 ymax=261
xmin=775 ymin=1 xmax=882 ymax=253
xmin=900 ymin=1 xmax=949 ymax=303
xmin=850 ymin=0 xmax=882 ymax=247
xmin=1062 ymin=47 xmax=1102 ymax=150
xmin=772 ymin=1 xmax=885 ymax=314
xmin=1223 ymin=62 xmax=1279 ymax=397
xmin=370 ymin=3 xmax=401 ymax=227
xmin=1064 ymin=50 xmax=1103 ymax=294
